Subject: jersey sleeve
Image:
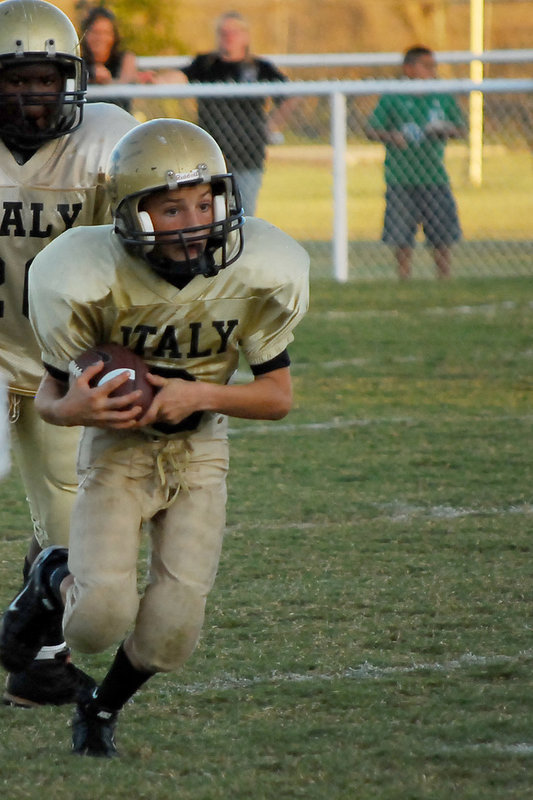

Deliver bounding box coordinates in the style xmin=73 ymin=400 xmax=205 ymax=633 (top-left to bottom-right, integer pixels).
xmin=28 ymin=228 xmax=112 ymax=374
xmin=237 ymin=220 xmax=309 ymax=368
xmin=256 ymin=59 xmax=288 ymax=107
xmin=181 ymin=54 xmax=209 ymax=82
xmin=262 ymin=62 xmax=288 ymax=83
xmin=82 ymin=104 xmax=139 ymax=225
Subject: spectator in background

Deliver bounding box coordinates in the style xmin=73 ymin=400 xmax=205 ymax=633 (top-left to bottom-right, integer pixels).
xmin=80 ymin=6 xmax=154 ymax=113
xmin=366 ymin=46 xmax=466 ymax=280
xmin=177 ymin=10 xmax=295 ymax=215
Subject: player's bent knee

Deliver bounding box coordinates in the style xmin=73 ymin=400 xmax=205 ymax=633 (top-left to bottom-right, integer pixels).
xmin=141 ymin=622 xmax=202 ymax=673
xmin=64 ymin=581 xmax=139 ymax=654
xmin=133 ymin=583 xmax=207 ymax=672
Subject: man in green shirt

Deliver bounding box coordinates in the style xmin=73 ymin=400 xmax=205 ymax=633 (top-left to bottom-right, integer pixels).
xmin=366 ymin=46 xmax=466 ymax=279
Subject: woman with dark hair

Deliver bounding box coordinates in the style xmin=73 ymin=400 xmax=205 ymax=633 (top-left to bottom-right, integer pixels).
xmin=80 ymin=6 xmax=148 ymax=112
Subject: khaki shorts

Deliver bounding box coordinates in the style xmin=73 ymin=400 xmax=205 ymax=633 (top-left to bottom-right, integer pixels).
xmin=382 ymin=184 xmax=461 ymax=248
xmin=64 ymin=413 xmax=230 ymax=673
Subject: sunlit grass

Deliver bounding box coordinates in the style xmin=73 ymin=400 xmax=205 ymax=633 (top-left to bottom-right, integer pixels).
xmin=258 ymin=144 xmax=533 ymax=242
xmin=1 ymin=277 xmax=533 ymax=798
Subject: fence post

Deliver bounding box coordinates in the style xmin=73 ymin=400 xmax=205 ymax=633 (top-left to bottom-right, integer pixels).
xmin=469 ymin=0 xmax=484 ymax=186
xmin=330 ymin=91 xmax=348 ymax=282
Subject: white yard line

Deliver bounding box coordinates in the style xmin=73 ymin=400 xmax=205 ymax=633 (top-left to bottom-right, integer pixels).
xmin=309 ymin=299 xmax=532 ymax=321
xmin=374 ymin=500 xmax=533 ymax=522
xmin=174 ymin=650 xmax=533 ymax=696
xmin=228 ymin=416 xmax=415 ymax=435
xmin=225 ymin=502 xmax=533 ymax=534
xmin=228 ymin=413 xmax=533 ymax=437
xmin=441 ymin=743 xmax=533 ymax=755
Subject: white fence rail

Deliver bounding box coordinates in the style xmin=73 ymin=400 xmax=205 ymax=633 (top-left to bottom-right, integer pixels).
xmin=88 ymin=77 xmax=533 ymax=101
xmin=136 ymin=49 xmax=533 ymax=70
xmin=89 ymin=72 xmax=533 ymax=281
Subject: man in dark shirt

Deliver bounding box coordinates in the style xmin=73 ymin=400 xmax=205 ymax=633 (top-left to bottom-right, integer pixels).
xmin=180 ymin=11 xmax=293 ymax=214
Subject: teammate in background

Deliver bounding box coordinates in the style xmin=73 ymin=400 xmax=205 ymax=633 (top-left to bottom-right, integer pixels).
xmin=172 ymin=10 xmax=295 ymax=215
xmin=0 ymin=0 xmax=137 ymax=707
xmin=366 ymin=45 xmax=466 ymax=280
xmin=80 ymin=5 xmax=155 ymax=113
xmin=0 ymin=118 xmax=309 ymax=757
xmin=0 ymin=370 xmax=9 ymax=481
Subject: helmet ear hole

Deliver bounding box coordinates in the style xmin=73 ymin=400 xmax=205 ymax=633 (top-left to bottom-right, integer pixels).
xmin=138 ymin=210 xmax=155 ymax=246
xmin=214 ymin=194 xmax=226 ymax=223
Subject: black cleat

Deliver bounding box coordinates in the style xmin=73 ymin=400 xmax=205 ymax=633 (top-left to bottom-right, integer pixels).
xmin=72 ymin=695 xmax=119 ymax=758
xmin=3 ymin=649 xmax=96 ymax=708
xmin=0 ymin=546 xmax=68 ymax=674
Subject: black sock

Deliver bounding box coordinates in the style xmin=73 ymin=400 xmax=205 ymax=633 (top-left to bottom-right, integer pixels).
xmin=22 ymin=556 xmax=31 ymax=584
xmin=93 ymin=644 xmax=154 ymax=712
xmin=36 ymin=562 xmax=69 ymax=647
xmin=40 ymin=614 xmax=65 ymax=647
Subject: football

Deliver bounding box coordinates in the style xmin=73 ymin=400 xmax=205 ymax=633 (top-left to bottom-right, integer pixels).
xmin=69 ymin=343 xmax=154 ymax=417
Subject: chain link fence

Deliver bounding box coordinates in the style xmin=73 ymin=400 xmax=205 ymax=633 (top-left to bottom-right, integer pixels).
xmin=92 ymin=53 xmax=533 ymax=281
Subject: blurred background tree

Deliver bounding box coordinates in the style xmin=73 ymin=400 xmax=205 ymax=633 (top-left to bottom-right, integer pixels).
xmin=54 ymin=1 xmax=533 ymax=64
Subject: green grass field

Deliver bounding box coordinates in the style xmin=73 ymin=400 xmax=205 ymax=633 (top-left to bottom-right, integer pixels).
xmin=1 ymin=276 xmax=533 ymax=798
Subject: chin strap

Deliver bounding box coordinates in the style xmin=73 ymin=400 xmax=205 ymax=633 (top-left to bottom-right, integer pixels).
xmin=146 ymin=249 xmax=218 ymax=282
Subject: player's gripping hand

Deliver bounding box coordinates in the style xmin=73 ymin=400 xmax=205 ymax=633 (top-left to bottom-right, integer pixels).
xmin=66 ymin=361 xmax=145 ymax=428
xmin=36 ymin=364 xmax=144 ymax=430
xmin=135 ymin=373 xmax=205 ymax=428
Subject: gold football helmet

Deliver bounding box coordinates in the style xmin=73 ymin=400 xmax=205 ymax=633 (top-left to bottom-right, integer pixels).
xmin=0 ymin=0 xmax=86 ymax=145
xmin=107 ymin=118 xmax=244 ymax=279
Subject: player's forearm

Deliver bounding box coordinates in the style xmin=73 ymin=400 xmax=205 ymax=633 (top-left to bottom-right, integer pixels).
xmin=34 ymin=372 xmax=71 ymax=426
xmin=36 ymin=367 xmax=144 ymax=430
xmin=200 ymin=371 xmax=293 ymax=420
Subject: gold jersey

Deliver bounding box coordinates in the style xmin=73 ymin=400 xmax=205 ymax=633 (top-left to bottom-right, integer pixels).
xmin=29 ymin=217 xmax=309 ymax=392
xmin=0 ymin=103 xmax=138 ymax=395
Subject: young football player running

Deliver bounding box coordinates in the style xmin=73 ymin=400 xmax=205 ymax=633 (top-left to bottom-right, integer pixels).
xmin=0 ymin=0 xmax=138 ymax=707
xmin=0 ymin=118 xmax=309 ymax=757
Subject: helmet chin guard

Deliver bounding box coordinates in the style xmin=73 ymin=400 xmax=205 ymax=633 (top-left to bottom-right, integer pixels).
xmin=107 ymin=119 xmax=245 ymax=280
